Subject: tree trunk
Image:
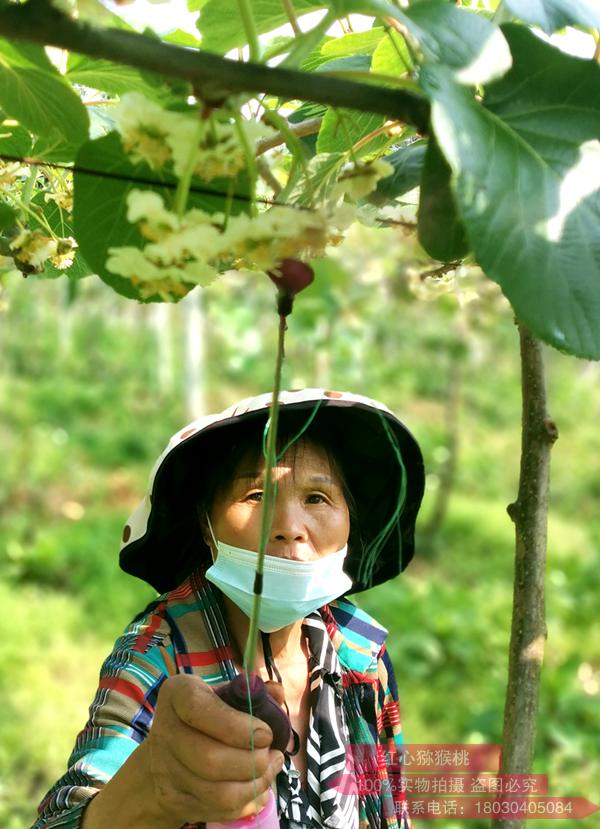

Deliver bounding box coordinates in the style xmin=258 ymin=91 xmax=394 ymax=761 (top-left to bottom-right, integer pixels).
xmin=491 ymin=321 xmax=558 ymax=829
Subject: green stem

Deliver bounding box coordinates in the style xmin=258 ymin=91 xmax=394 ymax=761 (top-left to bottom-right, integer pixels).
xmin=233 ymin=111 xmax=258 ymax=218
xmin=8 ymin=192 xmax=54 ymax=236
xmin=243 ymin=313 xmax=286 ymax=673
xmin=20 ymin=166 xmax=37 ymax=216
xmin=261 ymin=107 xmax=315 ymax=203
xmin=281 ymin=0 xmax=301 ymax=35
xmin=237 ymin=0 xmax=260 ymax=63
xmin=280 ymin=8 xmax=336 ymax=70
xmin=173 ymin=119 xmax=203 ymax=218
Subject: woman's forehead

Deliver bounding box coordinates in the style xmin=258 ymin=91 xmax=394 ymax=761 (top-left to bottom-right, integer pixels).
xmin=233 ymin=439 xmax=339 ymax=481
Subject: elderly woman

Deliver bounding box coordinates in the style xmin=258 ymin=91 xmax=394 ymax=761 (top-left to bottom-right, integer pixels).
xmin=33 ymin=389 xmax=424 ymax=829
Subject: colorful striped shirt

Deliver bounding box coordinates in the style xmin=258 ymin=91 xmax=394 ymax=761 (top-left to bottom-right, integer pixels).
xmin=33 ymin=568 xmax=410 ymax=829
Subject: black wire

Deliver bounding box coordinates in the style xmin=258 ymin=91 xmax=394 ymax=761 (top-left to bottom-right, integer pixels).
xmin=0 ymin=150 xmax=415 ymax=231
xmin=0 ymin=150 xmax=292 ymax=210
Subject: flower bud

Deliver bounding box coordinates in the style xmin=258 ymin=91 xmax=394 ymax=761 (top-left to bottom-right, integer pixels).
xmin=267 ymin=259 xmax=314 ymax=316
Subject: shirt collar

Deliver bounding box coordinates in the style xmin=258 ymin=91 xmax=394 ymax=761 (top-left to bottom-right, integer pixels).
xmin=323 ymin=597 xmax=388 ymax=674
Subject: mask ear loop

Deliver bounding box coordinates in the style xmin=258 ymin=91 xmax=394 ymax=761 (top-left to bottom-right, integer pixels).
xmin=204 ymin=512 xmax=219 ymax=562
xmin=261 ymin=631 xmax=300 ymax=757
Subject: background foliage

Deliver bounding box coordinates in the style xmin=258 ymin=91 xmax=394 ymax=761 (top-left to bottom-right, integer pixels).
xmin=1 ymin=224 xmax=599 ymax=828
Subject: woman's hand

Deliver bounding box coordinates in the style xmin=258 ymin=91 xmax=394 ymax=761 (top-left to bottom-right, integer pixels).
xmin=82 ymin=674 xmax=284 ymax=829
xmin=148 ymin=674 xmax=284 ymax=825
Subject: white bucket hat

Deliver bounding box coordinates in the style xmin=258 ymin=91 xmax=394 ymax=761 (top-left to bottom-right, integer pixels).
xmin=119 ymin=389 xmax=425 ymax=595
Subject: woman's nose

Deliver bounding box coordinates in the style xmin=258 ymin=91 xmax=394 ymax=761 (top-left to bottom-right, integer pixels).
xmin=269 ymin=501 xmax=310 ymax=554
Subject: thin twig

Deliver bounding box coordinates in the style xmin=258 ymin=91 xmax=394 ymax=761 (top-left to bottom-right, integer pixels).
xmin=256 ymin=116 xmax=323 ymax=155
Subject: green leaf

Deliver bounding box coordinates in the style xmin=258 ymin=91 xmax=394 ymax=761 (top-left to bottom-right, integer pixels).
xmin=0 ymin=39 xmax=89 ymax=162
xmin=197 ymin=0 xmax=326 ymax=53
xmin=0 ymin=199 xmax=17 ymax=232
xmin=0 ymin=120 xmax=33 ymax=159
xmin=417 ymin=135 xmax=469 ymax=262
xmin=371 ymin=30 xmax=412 ymax=78
xmin=33 ymin=195 xmax=93 ymax=281
xmin=77 ymin=0 xmax=136 ymax=30
xmin=66 ymin=54 xmax=166 ymax=100
xmin=403 ymin=1 xmax=512 ymax=85
xmin=369 ymin=140 xmax=426 ymax=205
xmin=503 ymin=0 xmax=600 ymax=34
xmin=317 ymin=109 xmax=386 ymax=156
xmin=421 ymin=25 xmax=600 ymax=359
xmin=320 ymin=27 xmax=385 ymax=58
xmin=336 ymin=0 xmax=512 ymax=84
xmin=162 ymin=29 xmax=203 ymax=48
xmin=288 ymin=152 xmax=345 ymax=206
xmin=73 ymin=132 xmax=249 ymax=301
xmin=315 ymin=55 xmax=372 ymax=75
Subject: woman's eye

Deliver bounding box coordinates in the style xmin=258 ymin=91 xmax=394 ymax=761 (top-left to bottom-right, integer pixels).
xmin=246 ymin=491 xmax=263 ymax=502
xmin=306 ymin=493 xmax=326 ymax=504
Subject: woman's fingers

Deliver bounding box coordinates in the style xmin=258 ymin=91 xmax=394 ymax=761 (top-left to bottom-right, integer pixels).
xmin=146 ymin=674 xmax=284 ymax=824
xmin=165 ymin=674 xmax=273 ymax=749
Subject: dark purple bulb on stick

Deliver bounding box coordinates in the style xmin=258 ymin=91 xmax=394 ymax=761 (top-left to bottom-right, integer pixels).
xmin=215 ymin=673 xmax=291 ymax=753
xmin=267 ymin=259 xmax=314 ymax=317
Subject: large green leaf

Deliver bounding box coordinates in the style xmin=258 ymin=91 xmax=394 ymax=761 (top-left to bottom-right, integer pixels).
xmin=402 ymin=0 xmax=512 ymax=84
xmin=317 ymin=109 xmax=386 ymax=156
xmin=0 ymin=120 xmax=33 ymax=159
xmin=417 ymin=135 xmax=469 ymax=262
xmin=315 ymin=55 xmax=372 ymax=75
xmin=503 ymin=0 xmax=600 ymax=34
xmin=421 ymin=25 xmax=600 ymax=359
xmin=197 ymin=0 xmax=326 ymax=53
xmin=0 ymin=39 xmax=89 ymax=162
xmin=369 ymin=141 xmax=426 ymax=205
xmin=66 ymin=54 xmax=166 ymax=100
xmin=371 ymin=30 xmax=412 ymax=78
xmin=321 ymin=28 xmax=384 ymax=58
xmin=73 ymin=132 xmax=249 ymax=301
xmin=336 ymin=0 xmax=511 ymax=84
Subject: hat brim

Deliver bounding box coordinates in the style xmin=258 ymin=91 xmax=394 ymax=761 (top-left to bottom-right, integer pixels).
xmin=120 ymin=396 xmax=425 ymax=595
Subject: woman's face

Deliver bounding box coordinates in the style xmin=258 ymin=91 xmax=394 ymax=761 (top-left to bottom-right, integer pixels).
xmin=209 ymin=440 xmax=350 ymax=562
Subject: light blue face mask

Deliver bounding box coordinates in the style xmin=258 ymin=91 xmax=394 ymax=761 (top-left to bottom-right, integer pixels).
xmin=205 ymin=528 xmax=353 ymax=633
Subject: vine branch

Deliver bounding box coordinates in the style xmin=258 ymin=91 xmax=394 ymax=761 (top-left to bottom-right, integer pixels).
xmin=0 ymin=0 xmax=430 ymax=133
xmin=492 ymin=321 xmax=558 ymax=829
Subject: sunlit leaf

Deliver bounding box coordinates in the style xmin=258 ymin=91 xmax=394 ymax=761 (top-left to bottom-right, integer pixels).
xmin=335 ymin=0 xmax=512 ymax=84
xmin=288 ymin=152 xmax=345 ymax=206
xmin=402 ymin=0 xmax=512 ymax=85
xmin=321 ymin=28 xmax=385 ymax=58
xmin=66 ymin=54 xmax=166 ymax=100
xmin=503 ymin=0 xmax=600 ymax=34
xmin=0 ymin=120 xmax=32 ymax=159
xmin=0 ymin=39 xmax=89 ymax=162
xmin=317 ymin=109 xmax=386 ymax=156
xmin=371 ymin=30 xmax=412 ymax=79
xmin=315 ymin=55 xmax=372 ymax=75
xmin=422 ymin=25 xmax=600 ymax=358
xmin=197 ymin=0 xmax=326 ymax=53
